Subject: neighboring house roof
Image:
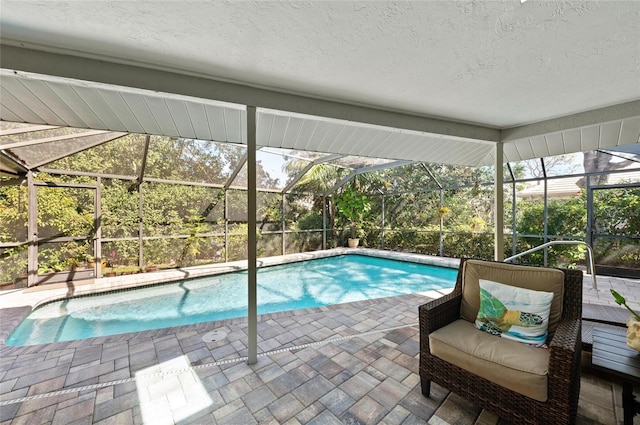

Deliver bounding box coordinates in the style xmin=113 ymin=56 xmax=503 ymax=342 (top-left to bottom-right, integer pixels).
xmin=518 ymin=178 xmax=582 ymax=200
xmin=517 ymin=167 xmax=640 ymax=200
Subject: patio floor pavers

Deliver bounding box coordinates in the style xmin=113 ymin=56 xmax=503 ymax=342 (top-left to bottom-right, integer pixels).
xmin=0 ymin=272 xmax=637 ymax=424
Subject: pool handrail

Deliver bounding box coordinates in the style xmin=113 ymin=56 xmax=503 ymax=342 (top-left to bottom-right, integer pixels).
xmin=504 ymin=240 xmax=597 ymax=291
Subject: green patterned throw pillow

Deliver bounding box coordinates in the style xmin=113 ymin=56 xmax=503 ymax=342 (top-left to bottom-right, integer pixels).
xmin=475 ymin=279 xmax=554 ymax=347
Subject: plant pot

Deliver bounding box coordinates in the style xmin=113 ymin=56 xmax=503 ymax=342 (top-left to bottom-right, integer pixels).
xmin=348 ymin=238 xmax=360 ymax=248
xmin=104 ymin=272 xmax=116 ymax=277
xmin=627 ymin=317 xmax=640 ymax=351
xmin=145 ymin=265 xmax=157 ymax=272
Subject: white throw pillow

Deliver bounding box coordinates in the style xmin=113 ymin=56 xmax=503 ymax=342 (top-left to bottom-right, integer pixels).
xmin=475 ymin=279 xmax=554 ymax=347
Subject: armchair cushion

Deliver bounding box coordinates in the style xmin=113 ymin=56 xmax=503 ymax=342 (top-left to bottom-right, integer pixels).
xmin=460 ymin=259 xmax=565 ymax=339
xmin=475 ymin=279 xmax=554 ymax=346
xmin=429 ymin=319 xmax=550 ymax=401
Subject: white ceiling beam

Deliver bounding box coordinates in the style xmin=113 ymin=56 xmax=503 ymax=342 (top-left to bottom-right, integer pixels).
xmin=29 ymin=133 xmax=127 ymax=169
xmin=223 ymin=152 xmax=248 ymax=190
xmin=0 ymin=44 xmax=500 ymax=144
xmin=0 ymin=124 xmax=61 ymax=136
xmin=324 ymin=160 xmax=413 ymax=195
xmin=355 ymin=160 xmax=414 ymax=175
xmin=281 ymin=153 xmax=345 ymax=193
xmin=327 ymin=172 xmax=357 ymax=196
xmin=0 ymin=150 xmax=28 ymax=174
xmin=501 ymin=101 xmax=640 ymax=143
xmin=0 ymin=129 xmax=115 ymax=149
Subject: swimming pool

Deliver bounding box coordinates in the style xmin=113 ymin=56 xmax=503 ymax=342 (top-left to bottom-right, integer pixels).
xmin=7 ymin=254 xmax=457 ymax=346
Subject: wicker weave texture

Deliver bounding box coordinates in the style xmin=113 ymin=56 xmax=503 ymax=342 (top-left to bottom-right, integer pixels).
xmin=419 ymin=259 xmax=582 ymax=425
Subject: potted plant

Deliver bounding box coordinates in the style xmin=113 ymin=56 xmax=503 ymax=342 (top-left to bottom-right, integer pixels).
xmin=104 ymin=250 xmax=117 ymax=277
xmin=335 ymin=186 xmax=370 ymax=248
xmin=104 ymin=263 xmax=116 ymax=277
xmin=611 ymin=289 xmax=640 ymax=351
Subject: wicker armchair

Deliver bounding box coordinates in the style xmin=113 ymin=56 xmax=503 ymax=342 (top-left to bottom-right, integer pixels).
xmin=419 ymin=258 xmax=583 ymax=425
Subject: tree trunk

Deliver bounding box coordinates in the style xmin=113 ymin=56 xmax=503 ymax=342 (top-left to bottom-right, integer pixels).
xmin=577 ymin=151 xmax=628 ymax=187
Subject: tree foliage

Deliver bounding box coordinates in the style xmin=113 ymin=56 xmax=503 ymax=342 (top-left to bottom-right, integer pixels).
xmin=514 ymin=195 xmax=587 ymax=266
xmin=335 ymin=185 xmax=371 ymax=238
xmin=1 ymin=135 xmax=639 ymax=285
xmin=592 ymin=186 xmax=640 ymax=267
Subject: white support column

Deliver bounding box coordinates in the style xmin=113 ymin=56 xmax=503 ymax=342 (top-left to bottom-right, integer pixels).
xmin=138 ymin=183 xmax=144 ymax=268
xmin=224 ymin=190 xmax=229 ymax=263
xmin=439 ymin=190 xmax=444 ymax=257
xmin=494 ymin=142 xmax=505 ymax=261
xmin=281 ymin=195 xmax=286 ymax=255
xmin=138 ymin=135 xmax=150 ymax=269
xmin=543 ymin=172 xmax=549 ymax=266
xmin=322 ymin=196 xmax=327 ymax=250
xmin=27 ymin=171 xmax=38 ymax=286
xmin=247 ymin=106 xmax=258 ymax=365
xmin=381 ymin=195 xmax=385 ymax=249
xmin=95 ymin=176 xmax=102 ymax=278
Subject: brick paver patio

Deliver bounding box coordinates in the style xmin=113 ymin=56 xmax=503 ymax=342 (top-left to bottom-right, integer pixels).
xmin=1 ymin=259 xmax=638 ymax=424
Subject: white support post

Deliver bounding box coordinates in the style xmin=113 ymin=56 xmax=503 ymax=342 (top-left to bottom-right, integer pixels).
xmin=95 ymin=176 xmax=102 ymax=277
xmin=247 ymin=106 xmax=258 ymax=365
xmin=494 ymin=142 xmax=505 ymax=261
xmin=224 ymin=190 xmax=229 ymax=263
xmin=139 ymin=182 xmax=144 ymax=268
xmin=543 ymin=174 xmax=549 ymax=266
xmin=322 ymin=196 xmax=327 ymax=249
xmin=381 ymin=195 xmax=385 ymax=249
xmin=281 ymin=195 xmax=286 ymax=255
xmin=138 ymin=135 xmax=150 ymax=269
xmin=439 ymin=189 xmax=444 ymax=257
xmin=511 ymin=179 xmax=517 ymax=257
xmin=27 ymin=171 xmax=38 ymax=286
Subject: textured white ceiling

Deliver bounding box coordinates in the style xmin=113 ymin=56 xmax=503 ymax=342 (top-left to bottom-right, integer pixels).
xmin=1 ymin=0 xmax=639 ymax=128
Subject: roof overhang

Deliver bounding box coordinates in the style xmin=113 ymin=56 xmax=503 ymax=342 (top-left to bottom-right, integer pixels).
xmin=1 ymin=45 xmax=639 ymax=169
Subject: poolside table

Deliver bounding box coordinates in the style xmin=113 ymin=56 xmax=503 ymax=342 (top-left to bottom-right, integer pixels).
xmin=591 ymin=326 xmax=640 ymax=425
xmin=582 ymin=304 xmax=628 ymax=351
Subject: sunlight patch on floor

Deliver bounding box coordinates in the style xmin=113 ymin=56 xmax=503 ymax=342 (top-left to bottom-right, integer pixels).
xmin=136 ymin=355 xmax=213 ymax=424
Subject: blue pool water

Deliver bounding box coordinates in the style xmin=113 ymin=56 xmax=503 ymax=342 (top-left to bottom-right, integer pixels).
xmin=7 ymin=254 xmax=456 ymax=346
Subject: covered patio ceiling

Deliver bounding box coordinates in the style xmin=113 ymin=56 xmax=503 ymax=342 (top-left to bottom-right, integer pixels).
xmin=1 ymin=0 xmax=639 ymax=366
xmin=0 ymin=1 xmax=639 ymax=172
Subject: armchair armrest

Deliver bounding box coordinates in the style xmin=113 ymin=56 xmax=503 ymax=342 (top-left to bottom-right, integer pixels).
xmin=547 ymin=317 xmax=582 ymax=402
xmin=419 ymin=290 xmax=462 ymax=385
xmin=548 ymin=317 xmax=581 ymax=354
xmin=419 ymin=290 xmax=462 ymax=335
